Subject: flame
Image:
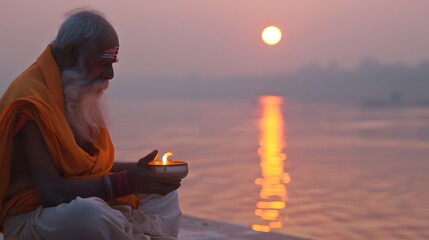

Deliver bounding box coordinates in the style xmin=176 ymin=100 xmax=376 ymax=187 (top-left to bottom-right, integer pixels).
xmin=162 ymin=152 xmax=173 ymax=165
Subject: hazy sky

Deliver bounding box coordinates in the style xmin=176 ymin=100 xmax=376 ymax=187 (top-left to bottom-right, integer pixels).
xmin=1 ymin=0 xmax=429 ymax=82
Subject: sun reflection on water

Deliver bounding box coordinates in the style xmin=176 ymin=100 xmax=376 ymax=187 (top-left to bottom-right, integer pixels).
xmin=252 ymin=96 xmax=289 ymax=233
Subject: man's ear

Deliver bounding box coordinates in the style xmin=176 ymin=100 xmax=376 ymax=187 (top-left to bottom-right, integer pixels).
xmin=62 ymin=44 xmax=79 ymax=67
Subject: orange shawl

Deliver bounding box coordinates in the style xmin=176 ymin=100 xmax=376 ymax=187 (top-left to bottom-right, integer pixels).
xmin=0 ymin=45 xmax=139 ymax=230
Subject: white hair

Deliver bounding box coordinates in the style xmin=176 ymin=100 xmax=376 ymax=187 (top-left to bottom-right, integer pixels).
xmin=52 ymin=9 xmax=113 ymax=58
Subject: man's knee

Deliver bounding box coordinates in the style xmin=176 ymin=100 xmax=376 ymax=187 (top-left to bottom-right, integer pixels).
xmin=4 ymin=197 xmax=128 ymax=240
xmin=139 ymin=191 xmax=180 ymax=211
xmin=40 ymin=197 xmax=127 ymax=238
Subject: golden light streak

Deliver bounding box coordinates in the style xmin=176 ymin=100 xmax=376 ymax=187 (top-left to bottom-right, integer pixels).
xmin=269 ymin=221 xmax=283 ymax=228
xmin=256 ymin=201 xmax=286 ymax=209
xmin=252 ymin=224 xmax=271 ymax=233
xmin=252 ymin=95 xmax=289 ymax=233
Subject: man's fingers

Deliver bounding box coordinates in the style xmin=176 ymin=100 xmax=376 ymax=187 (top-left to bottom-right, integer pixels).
xmin=137 ymin=149 xmax=158 ymax=167
xmin=157 ymin=182 xmax=181 ymax=195
xmin=158 ymin=178 xmax=182 ymax=185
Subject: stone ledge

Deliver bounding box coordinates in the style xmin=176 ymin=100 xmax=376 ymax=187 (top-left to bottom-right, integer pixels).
xmin=179 ymin=215 xmax=310 ymax=240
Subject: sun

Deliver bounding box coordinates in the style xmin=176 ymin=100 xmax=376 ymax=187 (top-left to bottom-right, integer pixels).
xmin=261 ymin=26 xmax=282 ymax=46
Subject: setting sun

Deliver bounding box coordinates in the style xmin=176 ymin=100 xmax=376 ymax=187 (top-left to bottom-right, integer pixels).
xmin=261 ymin=26 xmax=282 ymax=46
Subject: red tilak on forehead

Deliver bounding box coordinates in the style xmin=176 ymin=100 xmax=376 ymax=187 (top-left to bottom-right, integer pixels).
xmin=101 ymin=47 xmax=119 ymax=62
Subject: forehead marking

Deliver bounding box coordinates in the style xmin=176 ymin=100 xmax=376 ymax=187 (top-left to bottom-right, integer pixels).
xmin=101 ymin=47 xmax=119 ymax=62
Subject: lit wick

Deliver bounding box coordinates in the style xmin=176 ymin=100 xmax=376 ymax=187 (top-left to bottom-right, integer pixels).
xmin=162 ymin=152 xmax=173 ymax=165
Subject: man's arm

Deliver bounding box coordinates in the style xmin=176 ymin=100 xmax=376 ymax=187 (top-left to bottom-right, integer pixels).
xmin=18 ymin=121 xmax=180 ymax=207
xmin=111 ymin=162 xmax=136 ymax=173
xmin=18 ymin=121 xmax=107 ymax=207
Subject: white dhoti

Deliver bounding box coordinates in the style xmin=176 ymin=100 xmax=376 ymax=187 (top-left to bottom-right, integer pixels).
xmin=2 ymin=191 xmax=182 ymax=240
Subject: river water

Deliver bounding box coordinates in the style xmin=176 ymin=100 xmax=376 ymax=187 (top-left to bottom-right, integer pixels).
xmin=109 ymin=96 xmax=429 ymax=239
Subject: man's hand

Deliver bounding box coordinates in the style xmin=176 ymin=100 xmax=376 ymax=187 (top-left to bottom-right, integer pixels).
xmin=127 ymin=150 xmax=181 ymax=195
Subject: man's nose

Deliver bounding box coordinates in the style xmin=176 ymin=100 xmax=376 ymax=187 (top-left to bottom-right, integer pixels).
xmin=102 ymin=65 xmax=114 ymax=80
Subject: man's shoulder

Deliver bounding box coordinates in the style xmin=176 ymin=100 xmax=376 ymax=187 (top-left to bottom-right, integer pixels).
xmin=0 ymin=61 xmax=49 ymax=109
xmin=14 ymin=61 xmax=45 ymax=83
xmin=7 ymin=62 xmax=47 ymax=92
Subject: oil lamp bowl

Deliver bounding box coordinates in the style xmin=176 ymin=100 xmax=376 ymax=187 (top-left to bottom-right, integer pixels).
xmin=148 ymin=161 xmax=189 ymax=180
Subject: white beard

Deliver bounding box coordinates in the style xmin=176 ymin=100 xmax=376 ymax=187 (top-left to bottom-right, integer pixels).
xmin=61 ymin=66 xmax=109 ymax=150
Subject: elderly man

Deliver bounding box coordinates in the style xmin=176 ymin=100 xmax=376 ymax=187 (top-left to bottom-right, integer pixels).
xmin=0 ymin=9 xmax=182 ymax=240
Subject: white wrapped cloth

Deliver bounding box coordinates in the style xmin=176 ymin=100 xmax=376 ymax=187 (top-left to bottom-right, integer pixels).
xmin=3 ymin=191 xmax=181 ymax=240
